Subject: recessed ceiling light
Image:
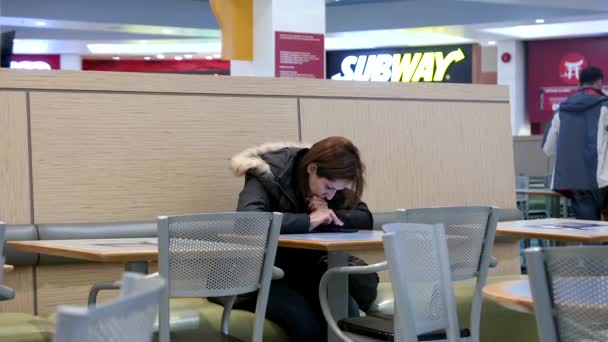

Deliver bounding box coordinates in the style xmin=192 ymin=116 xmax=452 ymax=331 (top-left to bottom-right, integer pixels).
xmin=144 ymin=56 xmax=152 ymax=60
xmin=535 ymin=19 xmax=545 ymax=24
xmin=162 ymin=28 xmax=174 ymax=34
xmin=35 ymin=21 xmax=46 ymax=26
xmin=112 ymin=56 xmax=120 ymax=60
xmin=174 ymin=56 xmax=183 ymax=61
xmin=184 ymin=54 xmax=193 ymax=59
xmin=156 ymin=54 xmax=165 ymax=59
xmin=488 ymin=41 xmax=496 ymax=46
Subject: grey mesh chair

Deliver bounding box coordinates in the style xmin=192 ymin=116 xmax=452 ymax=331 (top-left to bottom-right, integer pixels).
xmin=157 ymin=212 xmax=283 ymax=342
xmin=0 ymin=221 xmax=15 ymax=301
xmin=320 ymin=223 xmax=462 ymax=342
xmin=335 ymin=206 xmax=497 ymax=342
xmin=526 ymin=246 xmax=608 ymax=342
xmin=53 ymin=272 xmax=165 ymax=342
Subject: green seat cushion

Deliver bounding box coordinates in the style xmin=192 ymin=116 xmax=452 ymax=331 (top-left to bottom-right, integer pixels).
xmin=0 ymin=313 xmax=54 ymax=342
xmin=196 ymin=305 xmax=289 ymax=342
xmin=370 ymin=275 xmax=538 ymax=342
xmin=47 ymin=297 xmax=288 ymax=342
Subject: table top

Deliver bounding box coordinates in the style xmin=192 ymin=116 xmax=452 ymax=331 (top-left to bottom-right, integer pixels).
xmin=497 ymin=218 xmax=608 ymax=243
xmin=483 ymin=279 xmax=533 ymax=314
xmin=7 ymin=230 xmax=384 ymax=263
xmin=7 ymin=238 xmax=159 ymax=263
xmin=278 ymin=230 xmax=384 ymax=251
xmin=3 ymin=265 xmax=14 ymax=273
xmin=515 ymin=188 xmax=559 ymax=196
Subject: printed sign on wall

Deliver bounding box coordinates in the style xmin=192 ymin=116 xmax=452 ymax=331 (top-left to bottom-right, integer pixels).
xmin=274 ymin=31 xmax=325 ymax=79
xmin=326 ymin=44 xmax=472 ymax=83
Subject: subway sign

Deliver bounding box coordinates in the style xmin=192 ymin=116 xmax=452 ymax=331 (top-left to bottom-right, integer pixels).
xmin=326 ymin=44 xmax=472 ymax=83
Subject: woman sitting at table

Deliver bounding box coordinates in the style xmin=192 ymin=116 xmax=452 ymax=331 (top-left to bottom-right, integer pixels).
xmin=230 ymin=136 xmax=375 ymax=342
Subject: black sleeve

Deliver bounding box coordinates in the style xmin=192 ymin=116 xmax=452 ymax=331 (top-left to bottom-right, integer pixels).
xmin=334 ymin=201 xmax=374 ymax=230
xmin=237 ymin=175 xmax=310 ymax=234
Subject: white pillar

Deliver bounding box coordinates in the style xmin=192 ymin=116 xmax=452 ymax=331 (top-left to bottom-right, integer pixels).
xmin=497 ymin=41 xmax=528 ymax=136
xmin=60 ymin=54 xmax=82 ymax=70
xmin=231 ymin=0 xmax=325 ymax=77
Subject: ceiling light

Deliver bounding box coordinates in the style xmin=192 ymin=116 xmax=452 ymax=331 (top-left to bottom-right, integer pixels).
xmin=112 ymin=56 xmax=120 ymax=60
xmin=139 ymin=40 xmax=148 ymax=44
xmin=156 ymin=54 xmax=165 ymax=59
xmin=162 ymin=28 xmax=174 ymax=34
xmin=488 ymin=41 xmax=496 ymax=46
xmin=34 ymin=21 xmax=46 ymax=26
xmin=144 ymin=56 xmax=152 ymax=60
xmin=174 ymin=56 xmax=184 ymax=61
xmin=535 ymin=19 xmax=545 ymax=24
xmin=184 ymin=54 xmax=193 ymax=59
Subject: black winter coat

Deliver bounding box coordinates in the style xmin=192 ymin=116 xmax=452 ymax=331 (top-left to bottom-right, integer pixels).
xmin=231 ymin=143 xmax=373 ymax=233
xmin=230 ymin=143 xmax=378 ymax=311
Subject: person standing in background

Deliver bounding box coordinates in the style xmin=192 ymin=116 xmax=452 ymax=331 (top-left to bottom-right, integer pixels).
xmin=543 ymin=67 xmax=608 ymax=220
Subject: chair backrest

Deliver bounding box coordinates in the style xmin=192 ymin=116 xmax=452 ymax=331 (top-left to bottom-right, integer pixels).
xmin=53 ymin=272 xmax=165 ymax=342
xmin=515 ymin=176 xmax=530 ymax=203
xmin=372 ymin=211 xmax=405 ymax=230
xmin=158 ymin=212 xmax=282 ymax=298
xmin=382 ymin=223 xmax=460 ymax=342
xmin=157 ymin=211 xmax=282 ymax=342
xmin=401 ymin=206 xmax=497 ymax=281
xmin=526 ymin=246 xmax=608 ymax=342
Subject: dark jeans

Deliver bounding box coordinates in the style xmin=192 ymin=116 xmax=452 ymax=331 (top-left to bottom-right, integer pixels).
xmin=236 ymin=279 xmax=360 ymax=342
xmin=571 ymin=187 xmax=608 ymax=220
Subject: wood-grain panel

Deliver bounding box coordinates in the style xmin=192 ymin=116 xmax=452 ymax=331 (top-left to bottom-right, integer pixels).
xmin=0 ymin=70 xmax=509 ymax=102
xmin=0 ymin=266 xmax=35 ymax=314
xmin=29 ymin=92 xmax=298 ymax=223
xmin=299 ymin=98 xmax=515 ymax=211
xmin=0 ymin=91 xmax=31 ymax=224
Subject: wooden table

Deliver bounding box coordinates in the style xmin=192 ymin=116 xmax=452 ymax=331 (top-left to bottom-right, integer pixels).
xmin=515 ymin=188 xmax=562 ymax=217
xmin=515 ymin=189 xmax=559 ymax=197
xmin=3 ymin=264 xmax=14 ymax=273
xmin=8 ymin=231 xmax=384 ymax=342
xmin=483 ymin=279 xmax=533 ymax=314
xmin=497 ymin=218 xmax=608 ymax=243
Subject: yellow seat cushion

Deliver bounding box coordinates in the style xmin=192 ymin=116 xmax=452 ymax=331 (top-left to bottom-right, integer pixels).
xmin=0 ymin=313 xmax=54 ymax=342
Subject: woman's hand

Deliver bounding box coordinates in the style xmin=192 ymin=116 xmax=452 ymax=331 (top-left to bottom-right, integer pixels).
xmin=309 ymin=208 xmax=344 ymax=231
xmin=308 ymin=195 xmax=329 ymax=212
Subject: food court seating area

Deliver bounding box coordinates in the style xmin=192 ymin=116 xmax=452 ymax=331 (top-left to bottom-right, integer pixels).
xmin=0 ymin=208 xmax=537 ymax=342
xmin=0 ymin=71 xmax=539 ymax=341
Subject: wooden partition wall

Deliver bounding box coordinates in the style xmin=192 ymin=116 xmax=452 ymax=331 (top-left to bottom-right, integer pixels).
xmin=0 ymin=70 xmax=516 ymax=314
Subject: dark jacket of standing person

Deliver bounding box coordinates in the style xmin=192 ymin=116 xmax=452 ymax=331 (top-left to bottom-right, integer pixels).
xmin=543 ymin=66 xmax=608 ymax=219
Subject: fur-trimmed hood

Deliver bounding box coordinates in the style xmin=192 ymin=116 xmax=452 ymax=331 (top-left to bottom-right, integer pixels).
xmin=230 ymin=142 xmax=310 ymax=177
xmin=230 ymin=142 xmax=310 ymax=212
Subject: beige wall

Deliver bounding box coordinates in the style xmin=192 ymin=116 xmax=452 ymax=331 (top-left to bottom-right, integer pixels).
xmin=0 ymin=70 xmax=514 ymax=223
xmin=513 ymin=135 xmax=552 ymax=177
xmin=0 ymin=69 xmax=515 ymax=314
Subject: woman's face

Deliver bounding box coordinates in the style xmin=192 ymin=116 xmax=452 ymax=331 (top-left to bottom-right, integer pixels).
xmin=307 ymin=164 xmax=348 ymax=201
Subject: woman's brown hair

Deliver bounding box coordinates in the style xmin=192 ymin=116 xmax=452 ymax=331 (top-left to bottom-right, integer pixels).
xmin=297 ymin=136 xmax=365 ymax=208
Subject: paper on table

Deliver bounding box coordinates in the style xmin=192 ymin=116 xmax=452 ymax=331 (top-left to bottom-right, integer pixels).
xmin=529 ymin=222 xmax=606 ymax=230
